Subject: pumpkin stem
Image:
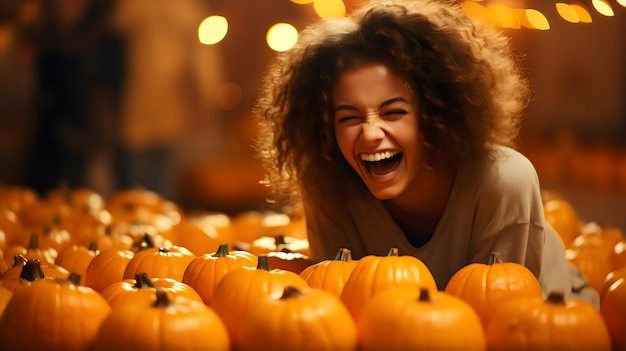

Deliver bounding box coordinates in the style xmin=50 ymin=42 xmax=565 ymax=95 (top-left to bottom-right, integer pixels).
xmin=257 ymin=255 xmax=271 ymax=271
xmin=134 ymin=272 xmax=156 ymax=288
xmin=281 ymin=285 xmax=303 ymax=299
xmin=212 ymin=243 xmax=230 ymax=257
xmin=334 ymin=248 xmax=352 ymax=262
xmin=88 ymin=240 xmax=99 ymax=253
xmin=137 ymin=234 xmax=155 ymax=251
xmin=546 ymin=290 xmax=565 ymax=305
xmin=67 ymin=273 xmax=82 ymax=285
xmin=418 ymin=288 xmax=431 ymax=302
xmin=27 ymin=232 xmax=40 ymax=249
xmin=274 ymin=233 xmax=286 ymax=246
xmin=12 ymin=254 xmax=28 ymax=267
xmin=19 ymin=259 xmax=45 ymax=281
xmin=488 ymin=252 xmax=503 ymax=265
xmin=159 ymin=247 xmax=170 ymax=253
xmin=153 ymin=288 xmax=172 ymax=308
xmin=387 ymin=247 xmax=399 ymax=257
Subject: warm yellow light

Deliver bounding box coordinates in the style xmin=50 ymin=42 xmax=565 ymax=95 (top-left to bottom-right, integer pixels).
xmin=617 ymin=0 xmax=626 ymax=8
xmin=570 ymin=2 xmax=593 ymax=23
xmin=486 ymin=4 xmax=520 ymax=29
xmin=462 ymin=1 xmax=489 ymax=23
xmin=267 ymin=23 xmax=299 ymax=52
xmin=556 ymin=3 xmax=580 ymax=23
xmin=313 ymin=0 xmax=346 ymax=19
xmin=592 ymin=0 xmax=614 ymax=16
xmin=525 ymin=9 xmax=550 ymax=30
xmin=198 ymin=16 xmax=228 ymax=45
xmin=291 ymin=0 xmax=313 ymax=3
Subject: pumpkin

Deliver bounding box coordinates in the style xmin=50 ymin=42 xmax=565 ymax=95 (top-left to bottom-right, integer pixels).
xmin=300 ymin=247 xmax=358 ymax=297
xmin=357 ymin=287 xmax=485 ymax=350
xmin=0 ymin=273 xmax=111 ymax=351
xmin=169 ymin=216 xmax=222 ymax=255
xmin=210 ymin=255 xmax=309 ymax=346
xmin=0 ymin=250 xmax=7 ymax=276
xmin=566 ymin=246 xmax=613 ymax=293
xmin=182 ymin=242 xmax=257 ymax=304
xmin=0 ymin=282 xmax=12 ymax=318
xmin=612 ymin=239 xmax=626 ymax=270
xmin=340 ymin=247 xmax=437 ymax=321
xmin=245 ymin=232 xmax=311 ymax=257
xmin=54 ymin=241 xmax=99 ymax=285
xmin=444 ymin=251 xmax=543 ymax=328
xmin=266 ymin=250 xmax=313 ymax=274
xmin=543 ymin=198 xmax=582 ymax=248
xmin=1 ymin=257 xmax=69 ymax=292
xmin=599 ymin=271 xmax=626 ymax=350
xmin=238 ymin=286 xmax=357 ymax=351
xmin=0 ymin=185 xmax=39 ymax=214
xmin=0 ymin=208 xmax=24 ymax=246
xmin=123 ymin=245 xmax=195 ymax=281
xmin=74 ymin=222 xmax=133 ymax=252
xmin=93 ymin=288 xmax=229 ymax=351
xmin=100 ymin=272 xmax=203 ymax=308
xmin=4 ymin=231 xmax=58 ymax=265
xmin=485 ymin=291 xmax=611 ymax=351
xmin=84 ymin=248 xmax=134 ymax=292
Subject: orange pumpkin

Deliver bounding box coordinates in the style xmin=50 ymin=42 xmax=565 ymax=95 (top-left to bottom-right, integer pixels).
xmin=169 ymin=216 xmax=222 ymax=255
xmin=4 ymin=232 xmax=58 ymax=265
xmin=54 ymin=241 xmax=99 ymax=285
xmin=612 ymin=239 xmax=626 ymax=270
xmin=0 ymin=208 xmax=24 ymax=246
xmin=340 ymin=247 xmax=437 ymax=321
xmin=0 ymin=282 xmax=12 ymax=318
xmin=93 ymin=288 xmax=229 ymax=351
xmin=238 ymin=286 xmax=356 ymax=351
xmin=1 ymin=257 xmax=69 ymax=292
xmin=543 ymin=198 xmax=582 ymax=248
xmin=123 ymin=245 xmax=195 ymax=281
xmin=210 ymin=255 xmax=309 ymax=346
xmin=566 ymin=246 xmax=613 ymax=293
xmin=444 ymin=252 xmax=543 ymax=328
xmin=84 ymin=248 xmax=134 ymax=292
xmin=0 ymin=273 xmax=111 ymax=351
xmin=357 ymin=287 xmax=485 ymax=350
xmin=300 ymin=247 xmax=358 ymax=297
xmin=486 ymin=291 xmax=611 ymax=351
xmin=100 ymin=272 xmax=203 ymax=308
xmin=599 ymin=270 xmax=626 ymax=350
xmin=0 ymin=185 xmax=39 ymax=214
xmin=182 ymin=243 xmax=257 ymax=304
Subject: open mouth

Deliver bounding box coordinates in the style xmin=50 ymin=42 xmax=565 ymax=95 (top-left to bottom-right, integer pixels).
xmin=361 ymin=151 xmax=403 ymax=177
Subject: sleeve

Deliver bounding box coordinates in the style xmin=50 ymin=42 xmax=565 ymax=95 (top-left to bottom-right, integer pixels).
xmin=468 ymin=149 xmax=545 ymax=278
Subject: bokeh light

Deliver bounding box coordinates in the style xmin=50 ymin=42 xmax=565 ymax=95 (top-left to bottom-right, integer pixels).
xmin=313 ymin=0 xmax=346 ymax=19
xmin=198 ymin=15 xmax=228 ymax=45
xmin=266 ymin=23 xmax=299 ymax=52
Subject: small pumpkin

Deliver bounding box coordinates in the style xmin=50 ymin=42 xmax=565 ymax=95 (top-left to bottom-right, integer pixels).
xmin=54 ymin=241 xmax=99 ymax=285
xmin=1 ymin=257 xmax=69 ymax=292
xmin=182 ymin=243 xmax=257 ymax=304
xmin=543 ymin=198 xmax=582 ymax=248
xmin=599 ymin=268 xmax=626 ymax=350
xmin=168 ymin=216 xmax=223 ymax=255
xmin=84 ymin=248 xmax=134 ymax=292
xmin=4 ymin=232 xmax=58 ymax=265
xmin=486 ymin=290 xmax=611 ymax=351
xmin=357 ymin=287 xmax=485 ymax=351
xmin=444 ymin=251 xmax=543 ymax=328
xmin=93 ymin=287 xmax=229 ymax=351
xmin=300 ymin=247 xmax=358 ymax=297
xmin=123 ymin=245 xmax=195 ymax=281
xmin=238 ymin=285 xmax=356 ymax=351
xmin=0 ymin=273 xmax=111 ymax=351
xmin=100 ymin=272 xmax=203 ymax=308
xmin=210 ymin=255 xmax=309 ymax=346
xmin=340 ymin=247 xmax=437 ymax=321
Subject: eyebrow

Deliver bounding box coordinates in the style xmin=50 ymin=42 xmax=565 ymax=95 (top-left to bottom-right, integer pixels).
xmin=333 ymin=97 xmax=410 ymax=113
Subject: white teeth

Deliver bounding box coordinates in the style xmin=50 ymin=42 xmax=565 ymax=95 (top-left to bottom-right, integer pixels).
xmin=360 ymin=151 xmax=399 ymax=162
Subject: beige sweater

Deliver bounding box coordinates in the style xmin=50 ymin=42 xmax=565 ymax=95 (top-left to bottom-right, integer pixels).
xmin=303 ymin=145 xmax=599 ymax=307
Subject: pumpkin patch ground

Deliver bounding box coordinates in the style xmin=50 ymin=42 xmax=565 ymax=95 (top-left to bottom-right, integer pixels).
xmin=0 ymin=184 xmax=624 ymax=350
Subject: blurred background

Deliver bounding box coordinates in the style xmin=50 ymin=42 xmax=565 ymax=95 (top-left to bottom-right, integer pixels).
xmin=0 ymin=0 xmax=625 ymax=230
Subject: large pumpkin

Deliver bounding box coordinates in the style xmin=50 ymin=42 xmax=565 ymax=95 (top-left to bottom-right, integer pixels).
xmin=444 ymin=251 xmax=543 ymax=328
xmin=93 ymin=288 xmax=230 ymax=351
xmin=182 ymin=243 xmax=257 ymax=304
xmin=300 ymin=247 xmax=358 ymax=297
xmin=238 ymin=286 xmax=356 ymax=351
xmin=485 ymin=291 xmax=611 ymax=351
xmin=210 ymin=255 xmax=309 ymax=346
xmin=340 ymin=248 xmax=436 ymax=321
xmin=357 ymin=287 xmax=485 ymax=351
xmin=0 ymin=273 xmax=111 ymax=351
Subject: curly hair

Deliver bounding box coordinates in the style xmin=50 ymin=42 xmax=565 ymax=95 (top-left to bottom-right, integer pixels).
xmin=254 ymin=0 xmax=531 ymax=209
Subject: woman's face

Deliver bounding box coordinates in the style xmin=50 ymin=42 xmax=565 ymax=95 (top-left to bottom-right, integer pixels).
xmin=332 ymin=63 xmax=425 ymax=200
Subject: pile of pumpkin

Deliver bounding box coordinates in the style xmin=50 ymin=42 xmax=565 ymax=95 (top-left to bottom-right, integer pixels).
xmin=0 ymin=185 xmax=624 ymax=350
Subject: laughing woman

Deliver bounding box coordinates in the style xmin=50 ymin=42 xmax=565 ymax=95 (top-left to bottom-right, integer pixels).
xmin=254 ymin=0 xmax=597 ymax=305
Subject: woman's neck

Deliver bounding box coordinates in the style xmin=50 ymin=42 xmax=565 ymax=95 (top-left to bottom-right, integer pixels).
xmin=383 ymin=163 xmax=456 ymax=247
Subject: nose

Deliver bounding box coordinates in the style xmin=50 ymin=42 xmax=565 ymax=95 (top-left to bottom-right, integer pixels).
xmin=360 ymin=119 xmax=385 ymax=144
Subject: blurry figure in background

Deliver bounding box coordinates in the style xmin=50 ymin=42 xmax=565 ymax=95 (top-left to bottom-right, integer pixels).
xmin=110 ymin=0 xmax=224 ymax=201
xmin=21 ymin=0 xmax=120 ymax=196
